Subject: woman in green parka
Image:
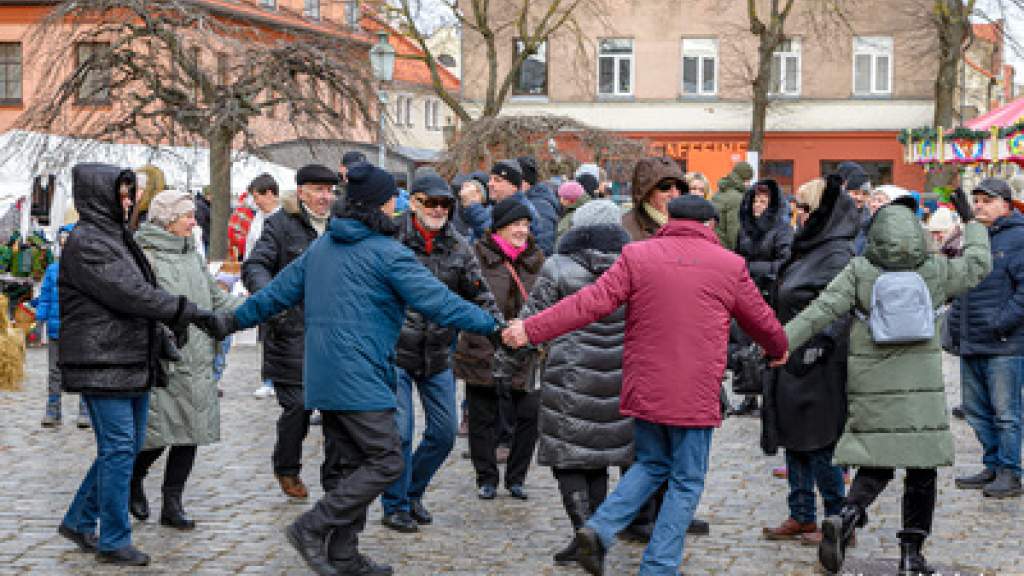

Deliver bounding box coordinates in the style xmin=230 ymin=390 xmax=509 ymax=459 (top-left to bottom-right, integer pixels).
xmin=128 ymin=190 xmax=243 ymax=530
xmin=779 ymin=196 xmax=991 ymax=576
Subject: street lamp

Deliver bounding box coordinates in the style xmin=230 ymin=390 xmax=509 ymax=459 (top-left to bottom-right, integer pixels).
xmin=369 ymin=31 xmax=395 ymax=168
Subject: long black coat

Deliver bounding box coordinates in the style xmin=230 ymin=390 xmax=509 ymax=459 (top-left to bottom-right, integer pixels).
xmin=59 ymin=163 xmax=187 ymax=397
xmin=242 ymin=195 xmax=317 ymax=386
xmin=393 ymin=213 xmax=499 ymax=379
xmin=762 ymin=181 xmax=857 ymax=454
xmin=495 ymin=223 xmax=633 ymax=469
xmin=737 ymin=179 xmax=794 ymax=297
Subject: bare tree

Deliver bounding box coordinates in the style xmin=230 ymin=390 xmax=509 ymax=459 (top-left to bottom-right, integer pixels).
xmin=933 ymin=0 xmax=978 ymax=128
xmin=16 ymin=0 xmax=376 ymax=259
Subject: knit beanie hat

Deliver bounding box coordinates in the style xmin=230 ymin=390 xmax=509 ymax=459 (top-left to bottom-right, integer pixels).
xmin=148 ymin=190 xmax=196 ymax=228
xmin=576 ymin=173 xmax=599 ymax=196
xmin=516 ymin=156 xmax=540 ymax=186
xmin=572 ymin=199 xmax=621 ymax=228
xmin=491 ymin=197 xmax=532 ymax=231
xmin=491 ymin=159 xmax=523 ymax=189
xmin=668 ymin=194 xmax=717 ymax=222
xmin=558 ymin=181 xmax=585 ymax=203
xmin=296 ymin=164 xmax=340 ymax=186
xmin=731 ymin=161 xmax=754 ymax=182
xmin=346 ymin=163 xmax=398 ymax=209
xmin=926 ymin=207 xmax=957 ymax=233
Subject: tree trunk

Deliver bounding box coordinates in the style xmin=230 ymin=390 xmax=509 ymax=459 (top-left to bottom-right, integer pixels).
xmin=749 ymin=39 xmax=774 ymax=154
xmin=208 ymin=128 xmax=233 ymax=261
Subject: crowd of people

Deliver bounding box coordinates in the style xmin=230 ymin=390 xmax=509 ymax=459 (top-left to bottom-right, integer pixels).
xmin=43 ymin=149 xmax=1023 ymax=576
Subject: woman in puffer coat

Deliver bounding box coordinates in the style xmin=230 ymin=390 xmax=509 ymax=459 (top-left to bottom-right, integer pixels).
xmin=455 ymin=197 xmax=545 ymax=501
xmin=129 ymin=191 xmax=242 ymax=531
xmin=730 ymin=179 xmax=793 ymax=415
xmin=780 ymin=198 xmax=990 ymax=575
xmin=761 ymin=176 xmax=857 ymax=544
xmin=495 ymin=200 xmax=632 ymax=566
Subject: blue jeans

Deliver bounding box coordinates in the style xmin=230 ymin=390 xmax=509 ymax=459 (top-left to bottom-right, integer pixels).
xmin=961 ymin=356 xmax=1024 ymax=475
xmin=586 ymin=420 xmax=712 ymax=576
xmin=63 ymin=394 xmax=149 ymax=551
xmin=784 ymin=446 xmax=845 ymax=524
xmin=212 ymin=336 xmax=232 ymax=383
xmin=381 ymin=367 xmax=457 ymax=514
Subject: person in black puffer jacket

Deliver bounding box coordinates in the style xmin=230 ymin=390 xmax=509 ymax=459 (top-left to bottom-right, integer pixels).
xmin=380 ymin=173 xmax=501 ymax=532
xmin=242 ymin=164 xmax=338 ymax=499
xmin=59 ymin=163 xmax=217 ymax=567
xmin=495 ymin=199 xmax=633 ymax=566
xmin=761 ymin=175 xmax=855 ymax=542
xmin=730 ymin=179 xmax=794 ymax=416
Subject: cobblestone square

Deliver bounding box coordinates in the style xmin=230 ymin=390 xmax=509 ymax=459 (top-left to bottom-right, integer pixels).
xmin=0 ymin=346 xmax=1020 ymax=575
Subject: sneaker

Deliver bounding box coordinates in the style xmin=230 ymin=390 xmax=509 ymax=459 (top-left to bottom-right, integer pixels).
xmin=477 ymin=485 xmax=496 ymax=500
xmin=507 ymin=485 xmax=528 ymax=500
xmin=253 ymin=385 xmax=275 ymax=398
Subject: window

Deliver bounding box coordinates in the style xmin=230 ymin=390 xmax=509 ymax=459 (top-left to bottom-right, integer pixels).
xmin=425 ymin=99 xmax=441 ymax=130
xmin=394 ymin=94 xmax=413 ymax=127
xmin=820 ymin=160 xmax=892 ymax=185
xmin=770 ymin=38 xmax=800 ymax=96
xmin=0 ymin=43 xmax=21 ymax=103
xmin=598 ymin=38 xmax=633 ymax=96
xmin=681 ymin=38 xmax=717 ymax=96
xmin=304 ymin=0 xmax=320 ymax=20
xmin=853 ymin=36 xmax=892 ymax=96
xmin=76 ymin=42 xmax=111 ymax=104
xmin=513 ymin=40 xmax=547 ymax=96
xmin=343 ymin=1 xmax=360 ymax=28
xmin=260 ymin=0 xmax=275 ymax=7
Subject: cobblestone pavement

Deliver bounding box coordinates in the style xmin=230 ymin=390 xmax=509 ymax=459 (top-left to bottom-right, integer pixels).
xmin=0 ymin=346 xmax=1020 ymax=575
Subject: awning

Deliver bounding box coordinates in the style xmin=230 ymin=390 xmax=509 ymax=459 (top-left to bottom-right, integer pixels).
xmin=964 ymin=96 xmax=1024 ymax=130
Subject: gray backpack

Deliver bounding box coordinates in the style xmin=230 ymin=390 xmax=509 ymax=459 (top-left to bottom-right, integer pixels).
xmin=857 ymin=270 xmax=935 ymax=344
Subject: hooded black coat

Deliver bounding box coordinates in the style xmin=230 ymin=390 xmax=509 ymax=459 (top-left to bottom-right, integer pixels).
xmin=494 ymin=223 xmax=633 ymax=469
xmin=736 ymin=179 xmax=794 ymax=297
xmin=59 ymin=163 xmax=190 ymax=397
xmin=762 ymin=177 xmax=857 ymax=454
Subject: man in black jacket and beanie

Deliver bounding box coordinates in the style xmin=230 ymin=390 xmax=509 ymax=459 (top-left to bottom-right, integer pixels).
xmin=379 ymin=172 xmax=501 ymax=533
xmin=58 ymin=163 xmax=219 ymax=566
xmin=243 ymin=163 xmax=339 ymax=500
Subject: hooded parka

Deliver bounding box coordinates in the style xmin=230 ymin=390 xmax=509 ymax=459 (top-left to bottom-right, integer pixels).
xmin=737 ymin=179 xmax=794 ymax=295
xmin=135 ymin=223 xmax=243 ymax=448
xmin=762 ymin=180 xmax=858 ymax=454
xmin=785 ymin=206 xmax=992 ymax=467
xmin=495 ymin=224 xmax=634 ymax=469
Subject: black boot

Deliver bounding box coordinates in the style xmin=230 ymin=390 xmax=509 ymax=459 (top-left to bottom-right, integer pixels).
xmin=729 ymin=396 xmax=760 ymax=417
xmin=129 ymin=479 xmax=149 ymax=522
xmin=897 ymin=529 xmax=934 ymax=576
xmin=554 ymin=491 xmax=588 ymax=565
xmin=819 ymin=504 xmax=864 ymax=574
xmin=160 ymin=488 xmax=196 ymax=530
xmin=575 ymin=526 xmax=606 ymax=576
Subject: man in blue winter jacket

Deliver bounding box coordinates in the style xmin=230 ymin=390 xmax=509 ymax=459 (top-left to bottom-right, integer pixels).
xmin=950 ymin=177 xmax=1024 ymax=498
xmin=207 ymin=163 xmax=502 ymax=576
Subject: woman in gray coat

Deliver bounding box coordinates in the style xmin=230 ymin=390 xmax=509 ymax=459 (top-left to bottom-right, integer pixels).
xmin=496 ymin=200 xmax=632 ymax=566
xmin=129 ymin=190 xmax=242 ymax=530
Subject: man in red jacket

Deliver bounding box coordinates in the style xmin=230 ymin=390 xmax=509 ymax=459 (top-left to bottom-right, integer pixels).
xmin=503 ymin=194 xmax=788 ymax=576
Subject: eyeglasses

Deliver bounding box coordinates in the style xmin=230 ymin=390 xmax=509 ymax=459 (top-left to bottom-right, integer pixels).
xmin=655 ymin=180 xmax=681 ymax=192
xmin=416 ymin=196 xmax=452 ymax=209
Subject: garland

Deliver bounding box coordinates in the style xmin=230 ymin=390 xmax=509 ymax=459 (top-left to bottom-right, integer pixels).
xmin=897 ymin=120 xmax=1024 ymax=144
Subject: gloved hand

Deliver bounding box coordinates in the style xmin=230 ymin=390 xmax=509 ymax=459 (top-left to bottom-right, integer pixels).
xmin=493 ymin=377 xmax=512 ymax=400
xmin=487 ymin=318 xmax=508 ymax=350
xmin=158 ymin=325 xmax=184 ymax=362
xmin=951 ymin=187 xmax=974 ymax=223
xmin=191 ymin=309 xmax=239 ymax=341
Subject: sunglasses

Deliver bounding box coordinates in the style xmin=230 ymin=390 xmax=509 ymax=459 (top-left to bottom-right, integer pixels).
xmin=416 ymin=196 xmax=452 ymax=209
xmin=655 ymin=180 xmax=682 ymax=192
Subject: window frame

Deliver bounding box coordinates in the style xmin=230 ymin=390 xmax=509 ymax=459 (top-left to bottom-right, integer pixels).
xmin=0 ymin=42 xmax=22 ymax=105
xmin=769 ymin=38 xmax=801 ymax=97
xmin=852 ymin=36 xmax=893 ymax=96
xmin=75 ymin=42 xmax=112 ymax=105
xmin=512 ymin=39 xmax=548 ymax=97
xmin=304 ymin=0 xmax=320 ymax=20
xmin=597 ymin=38 xmax=634 ymax=97
xmin=680 ymin=38 xmax=718 ymax=97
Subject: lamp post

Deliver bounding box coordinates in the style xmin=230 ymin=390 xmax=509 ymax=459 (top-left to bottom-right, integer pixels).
xmin=369 ymin=31 xmax=395 ymax=168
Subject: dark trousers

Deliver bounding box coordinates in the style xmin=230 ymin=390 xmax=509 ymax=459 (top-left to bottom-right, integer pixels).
xmin=846 ymin=467 xmax=937 ymax=533
xmin=466 ymin=385 xmax=539 ymax=488
xmin=554 ymin=467 xmax=608 ymax=529
xmin=273 ymin=383 xmax=311 ymax=477
xmin=132 ymin=445 xmax=197 ymax=492
xmin=298 ymin=410 xmax=402 ymax=564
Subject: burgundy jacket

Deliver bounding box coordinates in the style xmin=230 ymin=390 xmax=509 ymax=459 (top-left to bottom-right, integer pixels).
xmin=524 ymin=219 xmax=787 ymax=428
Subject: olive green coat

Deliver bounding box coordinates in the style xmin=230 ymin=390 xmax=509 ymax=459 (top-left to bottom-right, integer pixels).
xmin=784 ymin=207 xmax=991 ymax=468
xmin=556 ymin=193 xmax=590 ymax=238
xmin=712 ymin=176 xmax=744 ymax=251
xmin=136 ymin=223 xmax=243 ymax=449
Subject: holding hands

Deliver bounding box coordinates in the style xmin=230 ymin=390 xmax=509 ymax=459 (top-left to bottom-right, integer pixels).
xmin=768 ymin=350 xmax=790 ymax=368
xmin=501 ymin=319 xmax=530 ymax=348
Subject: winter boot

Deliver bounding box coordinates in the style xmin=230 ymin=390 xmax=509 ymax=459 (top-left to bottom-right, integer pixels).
xmin=41 ymin=394 xmax=61 ymax=428
xmin=159 ymin=489 xmax=196 ymax=530
xmin=819 ymin=504 xmax=865 ymax=574
xmin=897 ymin=529 xmax=934 ymax=576
xmin=729 ymin=396 xmax=760 ymax=417
xmin=982 ymin=468 xmax=1023 ymax=498
xmin=554 ymin=491 xmax=588 ymax=565
xmin=129 ymin=479 xmax=149 ymax=521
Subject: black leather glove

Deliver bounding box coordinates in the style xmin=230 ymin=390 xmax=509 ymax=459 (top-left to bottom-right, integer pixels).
xmin=952 ymin=187 xmax=974 ymax=223
xmin=493 ymin=376 xmax=512 ymax=400
xmin=192 ymin=309 xmax=239 ymax=341
xmin=158 ymin=324 xmax=183 ymax=362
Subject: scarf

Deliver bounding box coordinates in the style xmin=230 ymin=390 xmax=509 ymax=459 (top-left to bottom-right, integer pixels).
xmin=307 ymin=210 xmax=328 ymax=237
xmin=413 ymin=217 xmax=440 ymax=255
xmin=491 ymin=233 xmax=526 ymax=262
xmin=643 ymin=202 xmax=669 ymax=227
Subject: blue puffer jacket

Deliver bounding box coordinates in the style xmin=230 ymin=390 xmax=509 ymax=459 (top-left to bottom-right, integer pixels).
xmin=949 ymin=212 xmax=1024 ymax=356
xmin=36 ymin=262 xmax=60 ymax=339
xmin=525 ymin=183 xmax=559 ymax=255
xmin=233 ymin=217 xmax=497 ymax=411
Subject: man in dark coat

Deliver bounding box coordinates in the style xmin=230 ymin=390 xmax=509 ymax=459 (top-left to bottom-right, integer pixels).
xmin=517 ymin=155 xmax=559 ymax=255
xmin=949 ymin=177 xmax=1024 ymax=498
xmin=59 ymin=163 xmax=218 ymax=566
xmin=379 ymin=172 xmax=501 ymax=533
xmin=209 ymin=163 xmax=502 ymax=576
xmin=242 ymin=164 xmax=339 ymax=500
